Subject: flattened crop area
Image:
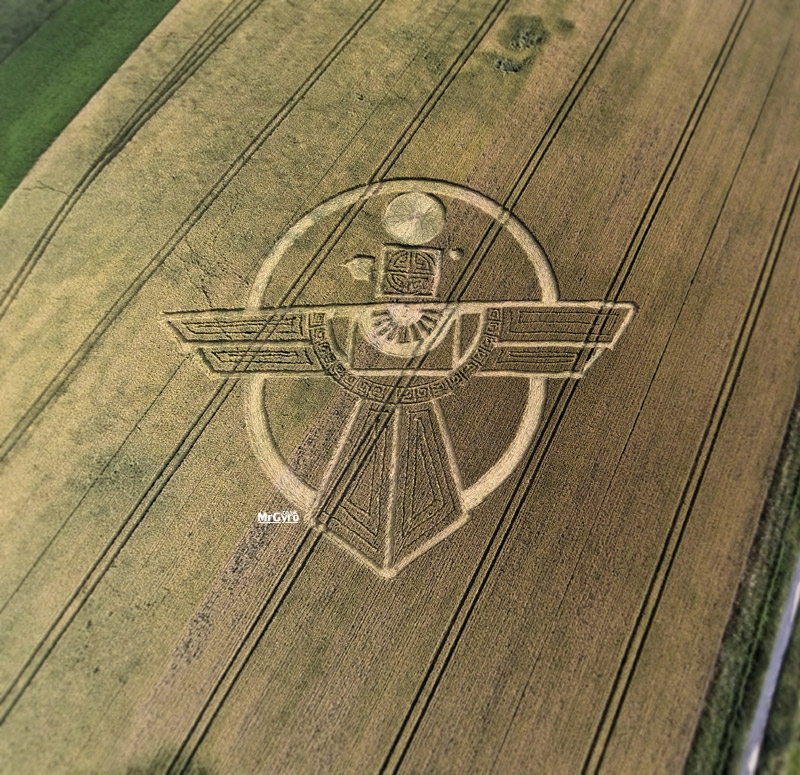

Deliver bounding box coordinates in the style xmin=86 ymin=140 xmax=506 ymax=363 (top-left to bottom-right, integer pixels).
xmin=0 ymin=0 xmax=798 ymax=772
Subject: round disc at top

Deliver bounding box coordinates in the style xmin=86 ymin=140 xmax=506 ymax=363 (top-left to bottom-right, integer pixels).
xmin=382 ymin=192 xmax=445 ymax=244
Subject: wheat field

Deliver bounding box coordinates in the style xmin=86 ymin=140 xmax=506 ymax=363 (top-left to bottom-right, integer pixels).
xmin=0 ymin=0 xmax=799 ymax=772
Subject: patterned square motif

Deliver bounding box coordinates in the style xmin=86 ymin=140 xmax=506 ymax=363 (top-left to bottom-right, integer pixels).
xmin=378 ymin=245 xmax=442 ymax=298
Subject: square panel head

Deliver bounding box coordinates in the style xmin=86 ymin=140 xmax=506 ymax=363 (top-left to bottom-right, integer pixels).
xmin=378 ymin=245 xmax=442 ymax=299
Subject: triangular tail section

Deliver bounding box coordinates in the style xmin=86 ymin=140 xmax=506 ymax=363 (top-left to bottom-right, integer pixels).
xmin=311 ymin=400 xmax=467 ymax=576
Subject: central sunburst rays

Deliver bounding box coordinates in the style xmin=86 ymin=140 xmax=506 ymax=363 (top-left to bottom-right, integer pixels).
xmin=370 ymin=304 xmax=442 ymax=345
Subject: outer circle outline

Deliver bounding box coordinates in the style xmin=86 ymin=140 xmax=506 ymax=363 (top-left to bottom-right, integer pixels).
xmin=246 ymin=179 xmax=558 ymax=512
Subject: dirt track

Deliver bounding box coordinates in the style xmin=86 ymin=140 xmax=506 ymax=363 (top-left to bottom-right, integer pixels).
xmin=0 ymin=0 xmax=799 ymax=772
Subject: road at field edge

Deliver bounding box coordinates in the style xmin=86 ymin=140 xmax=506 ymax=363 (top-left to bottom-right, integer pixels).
xmin=740 ymin=542 xmax=800 ymax=775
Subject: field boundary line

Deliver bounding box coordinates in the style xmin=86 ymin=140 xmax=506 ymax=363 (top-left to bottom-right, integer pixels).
xmin=692 ymin=391 xmax=800 ymax=775
xmin=0 ymin=0 xmax=270 ymax=316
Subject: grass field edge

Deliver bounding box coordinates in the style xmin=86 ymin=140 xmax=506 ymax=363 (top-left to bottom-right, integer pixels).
xmin=686 ymin=381 xmax=800 ymax=775
xmin=758 ymin=567 xmax=800 ymax=774
xmin=0 ymin=0 xmax=182 ymax=208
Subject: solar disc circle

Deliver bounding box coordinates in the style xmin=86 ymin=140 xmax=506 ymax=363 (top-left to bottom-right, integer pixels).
xmin=382 ymin=192 xmax=445 ymax=244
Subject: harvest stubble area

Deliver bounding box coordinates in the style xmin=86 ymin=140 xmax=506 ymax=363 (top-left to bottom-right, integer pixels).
xmin=0 ymin=0 xmax=799 ymax=773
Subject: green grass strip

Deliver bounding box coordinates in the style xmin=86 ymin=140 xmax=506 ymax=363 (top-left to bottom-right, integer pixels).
xmin=687 ymin=391 xmax=800 ymax=775
xmin=0 ymin=1 xmax=71 ymax=63
xmin=0 ymin=0 xmax=180 ymax=207
xmin=757 ymin=489 xmax=800 ymax=775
